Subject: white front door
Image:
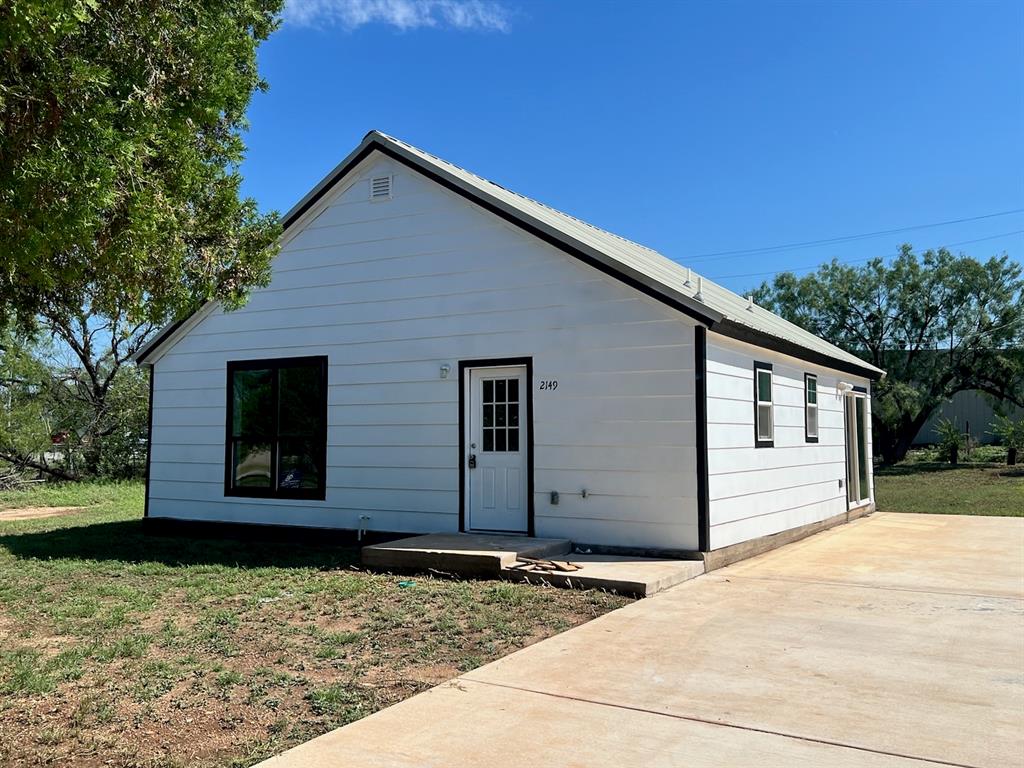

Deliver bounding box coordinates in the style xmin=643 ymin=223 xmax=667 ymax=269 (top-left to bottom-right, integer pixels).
xmin=466 ymin=365 xmax=529 ymax=533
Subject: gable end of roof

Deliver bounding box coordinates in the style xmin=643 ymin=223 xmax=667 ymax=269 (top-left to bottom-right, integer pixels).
xmin=136 ymin=130 xmax=885 ymax=381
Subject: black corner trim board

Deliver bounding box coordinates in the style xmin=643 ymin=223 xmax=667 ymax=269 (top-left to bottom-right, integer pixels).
xmin=753 ymin=360 xmax=774 ymax=449
xmin=135 ymin=138 xmax=884 ymax=382
xmin=694 ymin=327 xmax=710 ymax=552
xmin=223 ymin=356 xmax=329 ymax=501
xmin=144 ymin=366 xmax=154 ymax=518
xmin=458 ymin=357 xmax=535 ymax=538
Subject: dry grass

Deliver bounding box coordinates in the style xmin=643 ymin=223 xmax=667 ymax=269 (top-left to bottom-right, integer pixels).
xmin=0 ymin=482 xmax=630 ymax=767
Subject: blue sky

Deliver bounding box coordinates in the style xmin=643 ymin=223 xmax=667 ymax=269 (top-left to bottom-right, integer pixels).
xmin=241 ymin=0 xmax=1024 ymax=293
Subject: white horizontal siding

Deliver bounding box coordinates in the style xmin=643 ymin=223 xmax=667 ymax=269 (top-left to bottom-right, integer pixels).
xmin=148 ymin=496 xmax=456 ymax=533
xmin=705 ymin=333 xmax=872 ymax=550
xmin=148 ymin=153 xmax=699 ymax=549
xmin=537 ymin=514 xmax=697 ymax=550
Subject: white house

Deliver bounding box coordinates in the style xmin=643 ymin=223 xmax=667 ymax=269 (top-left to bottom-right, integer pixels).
xmin=135 ymin=131 xmax=883 ymax=564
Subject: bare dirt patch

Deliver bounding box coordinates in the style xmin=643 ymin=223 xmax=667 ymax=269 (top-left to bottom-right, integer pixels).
xmin=0 ymin=506 xmax=84 ymax=521
xmin=0 ymin=492 xmax=632 ymax=767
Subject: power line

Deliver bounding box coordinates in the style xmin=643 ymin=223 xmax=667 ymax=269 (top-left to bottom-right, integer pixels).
xmin=705 ymin=229 xmax=1024 ymax=282
xmin=683 ymin=208 xmax=1024 ymax=263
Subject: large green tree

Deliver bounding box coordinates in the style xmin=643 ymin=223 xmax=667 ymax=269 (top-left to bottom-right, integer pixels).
xmin=751 ymin=246 xmax=1024 ymax=463
xmin=0 ymin=304 xmax=154 ymax=481
xmin=0 ymin=0 xmax=282 ymax=328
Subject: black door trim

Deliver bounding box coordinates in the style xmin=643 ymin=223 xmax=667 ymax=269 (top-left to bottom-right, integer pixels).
xmin=458 ymin=357 xmax=535 ymax=537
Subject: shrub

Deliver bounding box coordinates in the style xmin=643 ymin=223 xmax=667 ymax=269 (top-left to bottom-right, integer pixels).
xmin=935 ymin=418 xmax=966 ymax=465
xmin=988 ymin=416 xmax=1024 ymax=466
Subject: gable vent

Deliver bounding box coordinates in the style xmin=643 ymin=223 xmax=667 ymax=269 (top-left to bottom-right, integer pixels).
xmin=370 ymin=175 xmax=392 ymax=200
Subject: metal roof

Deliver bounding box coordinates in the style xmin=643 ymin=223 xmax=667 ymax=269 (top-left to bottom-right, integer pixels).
xmin=137 ymin=130 xmax=884 ymax=379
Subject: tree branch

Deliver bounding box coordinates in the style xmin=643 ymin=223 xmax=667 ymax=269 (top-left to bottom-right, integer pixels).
xmin=0 ymin=452 xmax=78 ymax=481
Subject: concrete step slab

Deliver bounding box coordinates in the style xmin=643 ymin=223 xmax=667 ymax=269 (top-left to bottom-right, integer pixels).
xmin=502 ymin=554 xmax=705 ymax=597
xmin=362 ymin=532 xmax=571 ymax=577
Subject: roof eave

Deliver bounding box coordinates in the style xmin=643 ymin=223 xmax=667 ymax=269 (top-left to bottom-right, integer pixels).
xmin=132 ymin=316 xmax=189 ymax=366
xmin=714 ymin=319 xmax=885 ymax=381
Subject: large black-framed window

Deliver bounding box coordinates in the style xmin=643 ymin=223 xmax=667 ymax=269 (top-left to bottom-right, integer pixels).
xmin=225 ymin=356 xmax=327 ymax=499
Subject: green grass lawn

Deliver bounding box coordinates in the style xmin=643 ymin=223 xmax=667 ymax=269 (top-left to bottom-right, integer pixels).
xmin=0 ymin=482 xmax=630 ymax=768
xmin=874 ymin=456 xmax=1024 ymax=516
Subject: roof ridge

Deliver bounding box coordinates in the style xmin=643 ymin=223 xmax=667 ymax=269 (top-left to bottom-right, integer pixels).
xmin=368 ymin=131 xmax=879 ymax=377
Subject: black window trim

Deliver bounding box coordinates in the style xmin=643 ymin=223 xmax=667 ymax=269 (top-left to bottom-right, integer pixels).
xmin=224 ymin=355 xmax=328 ymax=500
xmin=804 ymin=372 xmax=819 ymax=444
xmin=754 ymin=361 xmax=774 ymax=449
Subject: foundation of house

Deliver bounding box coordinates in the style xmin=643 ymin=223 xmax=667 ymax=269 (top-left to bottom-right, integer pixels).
xmin=361 ymin=533 xmax=705 ymax=597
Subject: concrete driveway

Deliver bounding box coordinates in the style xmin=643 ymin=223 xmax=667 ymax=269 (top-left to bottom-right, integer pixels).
xmin=257 ymin=513 xmax=1024 ymax=768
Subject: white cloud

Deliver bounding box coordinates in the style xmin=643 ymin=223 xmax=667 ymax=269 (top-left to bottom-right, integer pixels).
xmin=284 ymin=0 xmax=512 ymax=32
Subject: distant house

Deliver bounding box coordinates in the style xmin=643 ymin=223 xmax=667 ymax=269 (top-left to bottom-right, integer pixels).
xmin=134 ymin=131 xmax=884 ymax=564
xmin=913 ymin=390 xmax=1023 ymax=446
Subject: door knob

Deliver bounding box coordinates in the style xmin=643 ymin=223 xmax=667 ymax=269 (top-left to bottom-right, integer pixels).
xmin=468 ymin=454 xmax=477 ymax=469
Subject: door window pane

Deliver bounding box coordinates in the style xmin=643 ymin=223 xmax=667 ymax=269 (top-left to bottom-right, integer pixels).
xmin=480 ymin=376 xmax=521 ymax=453
xmin=846 ymin=398 xmax=857 ymax=502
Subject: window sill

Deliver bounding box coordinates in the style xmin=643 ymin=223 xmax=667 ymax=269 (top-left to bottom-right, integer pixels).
xmin=225 ymin=488 xmax=326 ymax=501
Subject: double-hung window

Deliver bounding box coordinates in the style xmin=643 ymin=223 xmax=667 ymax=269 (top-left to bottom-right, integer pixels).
xmin=805 ymin=373 xmax=819 ymax=443
xmin=225 ymin=356 xmax=327 ymax=499
xmin=754 ymin=362 xmax=774 ymax=448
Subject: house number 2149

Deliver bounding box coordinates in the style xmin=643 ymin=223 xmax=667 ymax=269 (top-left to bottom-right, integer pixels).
xmin=538 ymin=380 xmax=559 ymax=391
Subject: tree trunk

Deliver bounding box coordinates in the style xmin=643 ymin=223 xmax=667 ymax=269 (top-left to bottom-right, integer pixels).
xmin=890 ymin=409 xmax=936 ymax=464
xmin=873 ymin=419 xmax=901 ymax=465
xmin=1009 ymin=447 xmax=1018 ymax=466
